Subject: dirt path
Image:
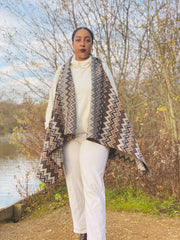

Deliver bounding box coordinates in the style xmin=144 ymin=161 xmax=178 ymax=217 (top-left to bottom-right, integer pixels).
xmin=0 ymin=205 xmax=180 ymax=240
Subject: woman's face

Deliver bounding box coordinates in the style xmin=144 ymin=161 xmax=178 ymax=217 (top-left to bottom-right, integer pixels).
xmin=72 ymin=29 xmax=93 ymax=61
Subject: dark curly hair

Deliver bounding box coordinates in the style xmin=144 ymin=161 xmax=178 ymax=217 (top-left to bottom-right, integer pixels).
xmin=72 ymin=27 xmax=94 ymax=43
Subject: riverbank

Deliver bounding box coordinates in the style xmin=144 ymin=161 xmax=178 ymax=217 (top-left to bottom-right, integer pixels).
xmin=1 ymin=204 xmax=180 ymax=240
xmin=0 ymin=135 xmax=41 ymax=209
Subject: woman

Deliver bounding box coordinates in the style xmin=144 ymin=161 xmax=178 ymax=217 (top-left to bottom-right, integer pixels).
xmin=37 ymin=27 xmax=148 ymax=240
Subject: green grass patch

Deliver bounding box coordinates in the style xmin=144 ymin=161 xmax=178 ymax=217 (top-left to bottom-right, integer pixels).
xmin=23 ymin=184 xmax=69 ymax=219
xmin=106 ymin=186 xmax=180 ymax=217
xmin=23 ymin=183 xmax=180 ymax=220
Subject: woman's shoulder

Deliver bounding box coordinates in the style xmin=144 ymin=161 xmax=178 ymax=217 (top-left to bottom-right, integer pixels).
xmin=94 ymin=56 xmax=118 ymax=95
xmin=56 ymin=65 xmax=64 ymax=73
xmin=93 ymin=56 xmax=109 ymax=69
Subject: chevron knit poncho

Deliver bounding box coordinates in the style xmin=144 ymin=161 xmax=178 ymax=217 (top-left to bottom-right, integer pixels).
xmin=37 ymin=56 xmax=148 ymax=184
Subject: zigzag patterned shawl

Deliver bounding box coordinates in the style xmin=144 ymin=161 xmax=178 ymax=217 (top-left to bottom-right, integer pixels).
xmin=37 ymin=56 xmax=148 ymax=184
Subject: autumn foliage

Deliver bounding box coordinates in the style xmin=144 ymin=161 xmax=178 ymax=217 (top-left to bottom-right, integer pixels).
xmin=1 ymin=0 xmax=179 ymax=198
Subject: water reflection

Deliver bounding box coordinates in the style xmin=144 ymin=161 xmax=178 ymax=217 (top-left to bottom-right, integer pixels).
xmin=0 ymin=137 xmax=41 ymax=209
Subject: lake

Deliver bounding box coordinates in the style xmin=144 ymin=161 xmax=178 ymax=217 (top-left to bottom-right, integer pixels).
xmin=0 ymin=136 xmax=41 ymax=209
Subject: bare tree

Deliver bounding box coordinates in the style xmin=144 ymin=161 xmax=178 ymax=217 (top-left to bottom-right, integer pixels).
xmin=1 ymin=0 xmax=179 ymax=152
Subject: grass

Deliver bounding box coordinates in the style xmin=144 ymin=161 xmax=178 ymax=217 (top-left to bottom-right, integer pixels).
xmin=105 ymin=186 xmax=180 ymax=217
xmin=22 ymin=184 xmax=69 ymax=219
xmin=22 ymin=183 xmax=180 ymax=220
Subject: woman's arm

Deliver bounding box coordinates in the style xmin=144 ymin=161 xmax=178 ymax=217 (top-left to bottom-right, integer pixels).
xmin=45 ymin=66 xmax=63 ymax=129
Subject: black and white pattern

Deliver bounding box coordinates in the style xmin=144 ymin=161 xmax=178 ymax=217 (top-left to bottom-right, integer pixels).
xmin=37 ymin=56 xmax=148 ymax=184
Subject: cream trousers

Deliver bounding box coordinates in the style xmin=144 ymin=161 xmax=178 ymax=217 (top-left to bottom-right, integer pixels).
xmin=63 ymin=134 xmax=109 ymax=240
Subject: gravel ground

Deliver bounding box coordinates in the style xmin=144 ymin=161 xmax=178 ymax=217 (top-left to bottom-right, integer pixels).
xmin=0 ymin=205 xmax=180 ymax=240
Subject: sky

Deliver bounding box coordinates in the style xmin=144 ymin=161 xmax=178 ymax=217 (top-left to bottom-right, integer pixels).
xmin=0 ymin=0 xmax=129 ymax=103
xmin=0 ymin=3 xmax=27 ymax=101
xmin=0 ymin=0 xmax=52 ymax=102
xmin=0 ymin=0 xmax=151 ymax=102
xmin=0 ymin=7 xmax=19 ymax=82
xmin=1 ymin=0 xmax=179 ymax=103
xmin=0 ymin=0 xmax=76 ymax=103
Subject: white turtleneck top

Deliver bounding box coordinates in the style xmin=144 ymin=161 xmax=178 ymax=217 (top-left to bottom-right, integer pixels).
xmin=45 ymin=56 xmax=118 ymax=134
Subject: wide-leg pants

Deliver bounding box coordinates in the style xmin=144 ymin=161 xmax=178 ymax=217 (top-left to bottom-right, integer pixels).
xmin=63 ymin=134 xmax=109 ymax=240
